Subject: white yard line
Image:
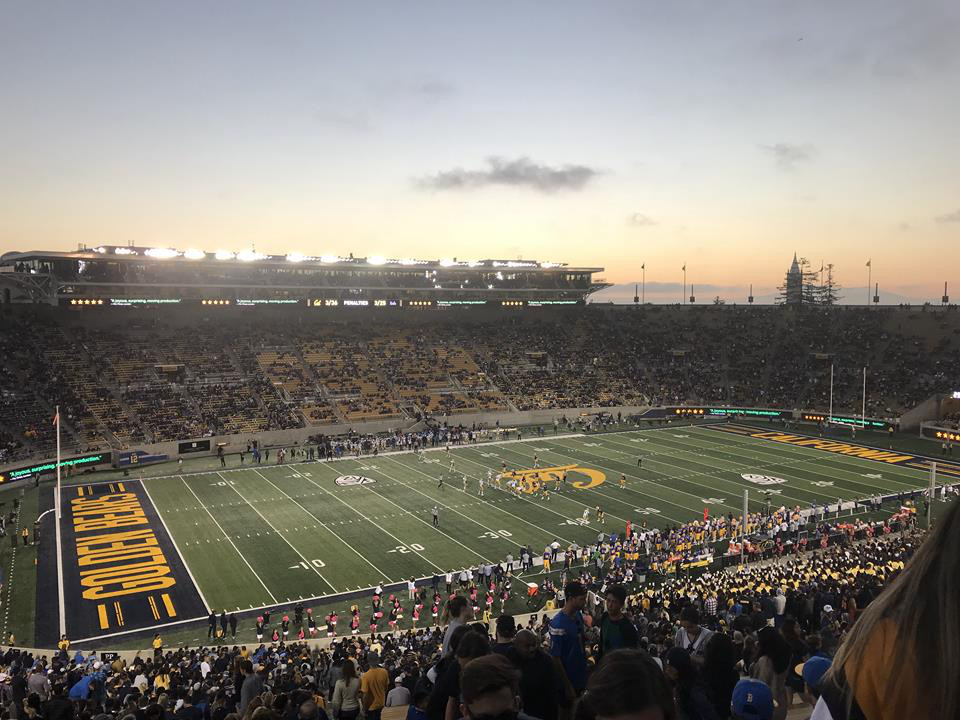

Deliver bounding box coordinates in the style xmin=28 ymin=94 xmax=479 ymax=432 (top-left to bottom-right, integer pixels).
xmin=328 ymin=470 xmax=497 ymax=564
xmin=295 ymin=471 xmax=449 ymax=572
xmin=250 ymin=467 xmax=395 ymax=581
xmin=216 ymin=471 xmax=338 ymax=594
xmin=382 ymin=454 xmax=582 ymax=546
xmin=141 ymin=478 xmax=211 ymax=612
xmin=179 ymin=475 xmax=278 ymax=604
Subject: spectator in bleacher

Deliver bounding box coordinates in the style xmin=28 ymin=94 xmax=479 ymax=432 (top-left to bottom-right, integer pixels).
xmin=730 ymin=679 xmax=774 ymax=720
xmin=664 ymin=647 xmax=719 ymax=720
xmin=748 ymin=628 xmax=789 ymax=720
xmin=509 ymin=629 xmax=563 ymax=720
xmin=597 ymin=585 xmax=639 ymax=658
xmin=816 ymin=498 xmax=960 ymax=719
xmin=549 ymin=581 xmax=589 ymax=704
xmin=574 ymin=649 xmax=677 ymax=720
xmin=702 ymin=633 xmax=739 ymax=720
xmin=675 ymin=606 xmax=713 ymax=659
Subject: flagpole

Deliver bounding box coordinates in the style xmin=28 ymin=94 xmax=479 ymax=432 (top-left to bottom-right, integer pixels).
xmin=867 ymin=260 xmax=871 ymax=307
xmin=642 ymin=264 xmax=645 ymax=304
xmin=862 ymin=367 xmax=867 ymax=428
xmin=55 ymin=406 xmax=66 ymax=639
xmin=683 ymin=264 xmax=687 ymax=305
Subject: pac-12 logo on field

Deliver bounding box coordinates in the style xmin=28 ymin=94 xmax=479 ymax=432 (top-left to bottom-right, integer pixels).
xmin=335 ymin=475 xmax=376 ymax=486
xmin=741 ymin=473 xmax=787 ymax=485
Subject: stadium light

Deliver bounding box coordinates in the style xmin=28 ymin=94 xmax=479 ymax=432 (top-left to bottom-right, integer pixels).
xmin=144 ymin=248 xmax=180 ymax=260
xmin=496 ymin=271 xmax=504 ymax=280
xmin=439 ymin=259 xmax=455 ymax=267
xmin=214 ymin=250 xmax=235 ymax=261
xmin=237 ymin=250 xmax=267 ymax=262
xmin=468 ymin=260 xmax=484 ymax=267
xmin=367 ymin=255 xmax=387 ymax=266
xmin=114 ymin=247 xmax=137 ymax=256
xmin=320 ymin=254 xmax=340 ymax=264
xmin=285 ymin=252 xmax=311 ymax=263
xmin=92 ymin=247 xmax=107 ymax=254
xmin=183 ymin=249 xmax=206 ymax=260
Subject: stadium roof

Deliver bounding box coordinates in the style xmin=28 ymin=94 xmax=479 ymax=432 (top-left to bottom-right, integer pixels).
xmin=1 ymin=245 xmax=602 ymax=273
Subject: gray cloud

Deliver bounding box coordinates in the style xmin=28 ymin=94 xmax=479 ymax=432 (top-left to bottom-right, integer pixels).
xmin=761 ymin=143 xmax=816 ymax=170
xmin=415 ymin=157 xmax=600 ymax=193
xmin=627 ymin=213 xmax=657 ymax=227
xmin=935 ymin=208 xmax=960 ymax=223
xmin=413 ymin=80 xmax=456 ymax=98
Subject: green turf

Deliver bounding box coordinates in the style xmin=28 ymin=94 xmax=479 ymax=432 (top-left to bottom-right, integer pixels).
xmin=139 ymin=426 xmax=935 ymax=616
xmin=18 ymin=422 xmax=951 ymax=649
xmin=0 ymin=484 xmax=39 ymax=646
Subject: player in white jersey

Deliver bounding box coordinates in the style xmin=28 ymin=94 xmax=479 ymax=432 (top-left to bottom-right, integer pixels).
xmin=478 ymin=475 xmax=485 ymax=497
xmin=582 ymin=507 xmax=590 ymax=523
xmin=463 ymin=474 xmax=468 ymax=492
xmin=533 ymin=454 xmax=540 ymax=468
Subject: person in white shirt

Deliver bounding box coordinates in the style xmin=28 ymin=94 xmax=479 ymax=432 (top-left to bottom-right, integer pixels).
xmin=674 ymin=606 xmax=713 ymax=658
xmin=407 ymin=577 xmax=416 ymax=600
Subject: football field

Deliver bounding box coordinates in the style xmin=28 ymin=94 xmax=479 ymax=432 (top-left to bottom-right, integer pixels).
xmin=126 ymin=423 xmax=943 ymax=622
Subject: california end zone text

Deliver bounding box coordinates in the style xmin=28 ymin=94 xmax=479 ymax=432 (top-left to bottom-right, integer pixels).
xmin=58 ymin=482 xmax=205 ymax=640
xmin=71 ymin=492 xmax=174 ymax=599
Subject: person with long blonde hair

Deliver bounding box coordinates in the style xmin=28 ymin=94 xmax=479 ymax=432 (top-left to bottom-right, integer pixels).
xmin=815 ymin=500 xmax=960 ymax=719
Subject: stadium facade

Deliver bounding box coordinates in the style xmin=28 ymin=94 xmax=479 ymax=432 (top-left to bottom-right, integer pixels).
xmin=0 ymin=245 xmax=608 ymax=307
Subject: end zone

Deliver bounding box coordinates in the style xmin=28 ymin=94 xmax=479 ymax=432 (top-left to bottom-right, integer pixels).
xmin=53 ymin=480 xmax=206 ymax=641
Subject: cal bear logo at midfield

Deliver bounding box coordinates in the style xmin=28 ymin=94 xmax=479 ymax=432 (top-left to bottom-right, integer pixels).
xmin=502 ymin=464 xmax=605 ymax=494
xmin=335 ymin=475 xmax=376 ymax=486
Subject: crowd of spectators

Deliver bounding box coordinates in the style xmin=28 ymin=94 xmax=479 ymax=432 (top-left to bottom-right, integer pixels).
xmin=2 ymin=305 xmax=959 ymax=463
xmin=2 ymin=498 xmax=955 ymax=720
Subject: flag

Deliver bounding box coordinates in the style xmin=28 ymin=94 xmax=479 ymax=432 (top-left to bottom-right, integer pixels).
xmin=866 ymin=259 xmax=871 ymax=268
xmin=641 ymin=263 xmax=645 ymax=270
xmin=682 ymin=264 xmax=686 ymax=272
xmin=52 ymin=410 xmax=59 ymax=426
xmin=704 ymin=507 xmax=709 ymax=521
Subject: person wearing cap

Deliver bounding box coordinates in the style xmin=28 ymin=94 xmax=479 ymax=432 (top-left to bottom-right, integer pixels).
xmin=795 ymin=656 xmax=831 ymax=713
xmin=548 ymin=581 xmax=589 ymax=704
xmin=384 ymin=677 xmax=410 ymax=707
xmin=359 ymin=651 xmax=388 ymax=720
xmin=731 ymin=678 xmax=774 ymax=720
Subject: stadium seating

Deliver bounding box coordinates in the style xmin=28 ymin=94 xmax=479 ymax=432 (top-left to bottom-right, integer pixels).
xmin=2 ymin=306 xmax=959 ymax=460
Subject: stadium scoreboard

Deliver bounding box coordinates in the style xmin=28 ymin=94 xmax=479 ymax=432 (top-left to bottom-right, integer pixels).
xmin=0 ymin=451 xmax=112 ymax=484
xmin=62 ymin=297 xmax=584 ymax=309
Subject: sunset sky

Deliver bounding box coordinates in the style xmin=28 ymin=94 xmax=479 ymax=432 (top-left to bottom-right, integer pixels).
xmin=1 ymin=1 xmax=958 ymax=303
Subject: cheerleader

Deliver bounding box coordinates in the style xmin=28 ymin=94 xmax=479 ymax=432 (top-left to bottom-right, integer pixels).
xmin=388 ymin=606 xmax=398 ymax=630
xmin=307 ymin=609 xmax=318 ymax=637
xmin=255 ymin=616 xmax=264 ymax=642
xmin=281 ymin=615 xmax=290 ymax=638
xmin=271 ymin=628 xmax=280 ymax=643
xmin=412 ymin=605 xmax=420 ymax=629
